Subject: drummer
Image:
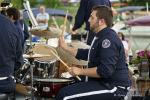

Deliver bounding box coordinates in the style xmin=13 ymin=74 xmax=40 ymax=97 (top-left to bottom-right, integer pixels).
xmin=56 ymin=5 xmax=131 ymax=100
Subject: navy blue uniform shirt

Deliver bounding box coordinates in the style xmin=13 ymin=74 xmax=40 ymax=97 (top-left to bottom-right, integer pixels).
xmin=76 ymin=28 xmax=131 ymax=87
xmin=14 ymin=20 xmax=25 ymax=48
xmin=0 ymin=14 xmax=23 ymax=93
xmin=19 ymin=19 xmax=29 ymax=43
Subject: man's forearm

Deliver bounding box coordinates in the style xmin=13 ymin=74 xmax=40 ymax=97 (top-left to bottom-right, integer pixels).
xmin=63 ymin=46 xmax=78 ymax=56
xmin=80 ymin=67 xmax=100 ymax=78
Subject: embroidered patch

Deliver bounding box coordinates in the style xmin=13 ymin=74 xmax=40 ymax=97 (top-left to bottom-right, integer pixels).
xmin=102 ymin=39 xmax=111 ymax=48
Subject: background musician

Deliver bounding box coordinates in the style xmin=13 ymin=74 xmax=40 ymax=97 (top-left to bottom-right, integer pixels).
xmin=72 ymin=0 xmax=111 ymax=45
xmin=6 ymin=7 xmax=25 ymax=49
xmin=0 ymin=1 xmax=23 ymax=98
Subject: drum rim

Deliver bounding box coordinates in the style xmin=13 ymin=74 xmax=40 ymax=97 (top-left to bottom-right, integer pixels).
xmin=34 ymin=78 xmax=73 ymax=83
xmin=34 ymin=59 xmax=57 ymax=64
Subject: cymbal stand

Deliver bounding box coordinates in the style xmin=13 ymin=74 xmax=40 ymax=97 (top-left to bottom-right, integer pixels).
xmin=28 ymin=58 xmax=35 ymax=100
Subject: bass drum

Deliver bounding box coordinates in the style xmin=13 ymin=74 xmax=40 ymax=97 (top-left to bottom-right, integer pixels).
xmin=34 ymin=78 xmax=74 ymax=98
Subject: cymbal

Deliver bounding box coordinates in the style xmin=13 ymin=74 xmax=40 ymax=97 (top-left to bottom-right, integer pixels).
xmin=56 ymin=41 xmax=89 ymax=65
xmin=29 ymin=44 xmax=58 ymax=61
xmin=23 ymin=53 xmax=51 ymax=58
xmin=56 ymin=47 xmax=87 ymax=65
xmin=30 ymin=27 xmax=62 ymax=38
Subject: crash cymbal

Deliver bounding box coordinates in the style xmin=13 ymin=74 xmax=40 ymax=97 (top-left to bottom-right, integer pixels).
xmin=30 ymin=27 xmax=62 ymax=38
xmin=23 ymin=53 xmax=51 ymax=59
xmin=56 ymin=41 xmax=89 ymax=66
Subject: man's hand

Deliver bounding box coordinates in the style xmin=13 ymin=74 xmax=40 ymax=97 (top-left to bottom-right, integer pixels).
xmin=68 ymin=67 xmax=82 ymax=76
xmin=71 ymin=30 xmax=77 ymax=35
xmin=59 ymin=36 xmax=68 ymax=50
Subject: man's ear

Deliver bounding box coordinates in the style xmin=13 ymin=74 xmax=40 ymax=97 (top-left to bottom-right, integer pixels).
xmin=98 ymin=19 xmax=105 ymax=25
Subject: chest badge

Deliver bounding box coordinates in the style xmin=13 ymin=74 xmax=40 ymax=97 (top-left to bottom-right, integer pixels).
xmin=102 ymin=39 xmax=111 ymax=48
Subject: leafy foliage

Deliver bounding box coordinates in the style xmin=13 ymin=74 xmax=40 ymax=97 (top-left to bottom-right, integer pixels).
xmin=132 ymin=50 xmax=150 ymax=64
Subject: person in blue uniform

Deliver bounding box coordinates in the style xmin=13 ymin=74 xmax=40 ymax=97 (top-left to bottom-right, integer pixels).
xmin=0 ymin=13 xmax=23 ymax=94
xmin=72 ymin=0 xmax=111 ymax=45
xmin=19 ymin=10 xmax=29 ymax=45
xmin=56 ymin=5 xmax=131 ymax=100
xmin=6 ymin=7 xmax=25 ymax=49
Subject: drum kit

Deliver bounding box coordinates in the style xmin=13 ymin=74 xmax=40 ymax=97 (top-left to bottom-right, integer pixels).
xmin=15 ymin=25 xmax=89 ymax=99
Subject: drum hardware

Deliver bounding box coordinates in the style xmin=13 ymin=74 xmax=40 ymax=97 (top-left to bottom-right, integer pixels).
xmin=42 ymin=65 xmax=49 ymax=78
xmin=23 ymin=44 xmax=59 ymax=99
xmin=23 ymin=52 xmax=52 ymax=99
xmin=15 ymin=59 xmax=30 ymax=84
xmin=27 ymin=57 xmax=35 ymax=100
xmin=37 ymin=67 xmax=43 ymax=71
xmin=25 ymin=44 xmax=35 ymax=54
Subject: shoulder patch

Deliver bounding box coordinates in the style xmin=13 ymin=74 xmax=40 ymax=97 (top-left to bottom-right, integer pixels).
xmin=102 ymin=39 xmax=111 ymax=48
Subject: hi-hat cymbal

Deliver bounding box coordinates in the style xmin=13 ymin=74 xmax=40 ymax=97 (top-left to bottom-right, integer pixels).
xmin=23 ymin=53 xmax=51 ymax=59
xmin=30 ymin=27 xmax=62 ymax=38
xmin=29 ymin=44 xmax=58 ymax=62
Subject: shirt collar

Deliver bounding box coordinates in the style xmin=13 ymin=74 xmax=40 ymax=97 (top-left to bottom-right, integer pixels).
xmin=95 ymin=27 xmax=110 ymax=38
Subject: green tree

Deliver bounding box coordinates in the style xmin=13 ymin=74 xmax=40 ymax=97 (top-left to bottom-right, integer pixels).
xmin=44 ymin=0 xmax=60 ymax=8
xmin=12 ymin=0 xmax=23 ymax=9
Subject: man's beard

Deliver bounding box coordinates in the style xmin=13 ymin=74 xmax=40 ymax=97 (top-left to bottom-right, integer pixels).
xmin=90 ymin=22 xmax=99 ymax=33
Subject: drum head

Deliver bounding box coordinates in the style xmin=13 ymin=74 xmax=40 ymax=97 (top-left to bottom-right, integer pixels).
xmin=31 ymin=44 xmax=58 ymax=62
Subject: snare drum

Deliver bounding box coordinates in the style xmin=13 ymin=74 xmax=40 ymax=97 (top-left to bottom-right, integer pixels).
xmin=30 ymin=44 xmax=59 ymax=78
xmin=34 ymin=78 xmax=73 ymax=97
xmin=34 ymin=60 xmax=58 ymax=78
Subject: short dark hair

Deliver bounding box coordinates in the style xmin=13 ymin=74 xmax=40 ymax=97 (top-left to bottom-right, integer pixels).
xmin=6 ymin=7 xmax=20 ymax=20
xmin=92 ymin=5 xmax=113 ymax=27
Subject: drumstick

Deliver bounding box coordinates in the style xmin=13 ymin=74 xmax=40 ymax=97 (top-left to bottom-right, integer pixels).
xmin=50 ymin=49 xmax=81 ymax=81
xmin=52 ymin=16 xmax=59 ymax=29
xmin=61 ymin=10 xmax=68 ymax=36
